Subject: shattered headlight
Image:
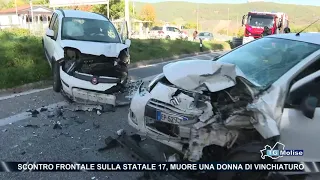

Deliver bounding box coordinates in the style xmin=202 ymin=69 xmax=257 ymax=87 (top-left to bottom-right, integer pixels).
xmin=147 ymin=73 xmax=164 ymax=92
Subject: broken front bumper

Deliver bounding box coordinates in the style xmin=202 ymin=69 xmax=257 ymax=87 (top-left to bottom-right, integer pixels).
xmin=60 ymin=67 xmax=123 ymax=106
xmin=128 ymin=82 xmax=186 ymax=151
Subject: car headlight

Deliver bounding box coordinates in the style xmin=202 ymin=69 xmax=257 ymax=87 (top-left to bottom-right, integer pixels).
xmin=147 ymin=73 xmax=164 ymax=92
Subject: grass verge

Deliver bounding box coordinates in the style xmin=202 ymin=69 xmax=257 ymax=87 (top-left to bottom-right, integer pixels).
xmin=0 ymin=29 xmax=230 ymax=89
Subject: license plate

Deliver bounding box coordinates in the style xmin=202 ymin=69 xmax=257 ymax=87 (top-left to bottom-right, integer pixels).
xmin=156 ymin=111 xmax=188 ymax=124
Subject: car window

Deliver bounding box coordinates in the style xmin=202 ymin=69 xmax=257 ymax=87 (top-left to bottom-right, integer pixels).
xmin=152 ymin=26 xmax=162 ymax=30
xmin=61 ymin=17 xmax=121 ymax=43
xmin=52 ymin=17 xmax=59 ymax=40
xmin=49 ymin=13 xmax=57 ymax=29
xmin=217 ymin=37 xmax=320 ymax=88
xmin=167 ymin=27 xmax=174 ymax=31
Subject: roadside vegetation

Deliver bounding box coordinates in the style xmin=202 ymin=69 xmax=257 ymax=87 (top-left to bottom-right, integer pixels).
xmin=0 ymin=28 xmax=230 ymax=89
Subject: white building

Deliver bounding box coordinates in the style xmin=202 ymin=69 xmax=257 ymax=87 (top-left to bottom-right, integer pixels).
xmin=0 ymin=5 xmax=53 ymax=29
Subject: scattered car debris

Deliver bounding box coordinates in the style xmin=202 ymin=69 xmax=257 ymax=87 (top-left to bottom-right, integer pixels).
xmin=91 ymin=177 xmax=96 ymax=180
xmin=40 ymin=107 xmax=48 ymax=112
xmin=85 ymin=129 xmax=90 ymax=132
xmin=53 ymin=121 xmax=62 ymax=130
xmin=27 ymin=109 xmax=40 ymax=117
xmin=66 ymin=104 xmax=103 ymax=112
xmin=2 ymin=129 xmax=7 ymax=132
xmin=116 ymin=129 xmax=124 ymax=136
xmin=21 ymin=151 xmax=26 ymax=155
xmin=96 ymin=110 xmax=101 ymax=115
xmin=24 ymin=124 xmax=40 ymax=129
xmin=166 ymin=153 xmax=180 ymax=162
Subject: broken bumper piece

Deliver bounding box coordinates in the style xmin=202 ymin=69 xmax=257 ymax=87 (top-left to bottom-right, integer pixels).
xmin=60 ymin=67 xmax=118 ymax=106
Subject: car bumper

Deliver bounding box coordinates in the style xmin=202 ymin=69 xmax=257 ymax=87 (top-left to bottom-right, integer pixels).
xmin=128 ymin=82 xmax=185 ymax=151
xmin=60 ymin=67 xmax=122 ymax=106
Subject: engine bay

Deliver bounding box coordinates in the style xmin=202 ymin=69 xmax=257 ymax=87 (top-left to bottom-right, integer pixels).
xmin=62 ymin=47 xmax=129 ymax=79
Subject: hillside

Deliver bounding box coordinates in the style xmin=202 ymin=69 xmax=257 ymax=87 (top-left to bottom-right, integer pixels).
xmin=134 ymin=1 xmax=319 ymax=34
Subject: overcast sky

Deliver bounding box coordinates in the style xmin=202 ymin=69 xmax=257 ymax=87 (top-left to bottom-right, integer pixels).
xmin=134 ymin=0 xmax=320 ymax=6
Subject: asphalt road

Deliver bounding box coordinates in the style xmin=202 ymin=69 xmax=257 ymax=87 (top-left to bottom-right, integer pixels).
xmin=0 ymin=52 xmax=221 ymax=180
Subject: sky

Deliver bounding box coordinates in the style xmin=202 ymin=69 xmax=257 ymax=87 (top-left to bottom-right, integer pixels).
xmin=134 ymin=0 xmax=320 ymax=6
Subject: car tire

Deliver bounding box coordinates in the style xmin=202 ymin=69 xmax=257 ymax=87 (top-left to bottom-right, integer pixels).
xmin=52 ymin=60 xmax=61 ymax=92
xmin=216 ymin=151 xmax=270 ymax=180
xmin=165 ymin=35 xmax=170 ymax=40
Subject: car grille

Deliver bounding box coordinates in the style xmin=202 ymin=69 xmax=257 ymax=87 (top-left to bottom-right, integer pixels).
xmin=144 ymin=98 xmax=197 ymax=138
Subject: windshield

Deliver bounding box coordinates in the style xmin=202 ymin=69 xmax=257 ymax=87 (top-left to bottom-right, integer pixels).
xmin=247 ymin=15 xmax=274 ymax=28
xmin=217 ymin=37 xmax=320 ymax=88
xmin=199 ymin=32 xmax=210 ymax=36
xmin=61 ymin=17 xmax=121 ymax=43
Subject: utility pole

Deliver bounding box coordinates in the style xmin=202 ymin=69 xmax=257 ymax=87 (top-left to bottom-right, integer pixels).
xmin=196 ymin=4 xmax=199 ymax=31
xmin=125 ymin=0 xmax=131 ymax=38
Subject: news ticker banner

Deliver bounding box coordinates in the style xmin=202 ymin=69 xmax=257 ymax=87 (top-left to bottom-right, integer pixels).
xmin=1 ymin=162 xmax=318 ymax=172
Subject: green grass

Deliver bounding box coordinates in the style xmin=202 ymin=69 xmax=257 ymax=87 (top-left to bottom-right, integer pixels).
xmin=0 ymin=29 xmax=230 ymax=89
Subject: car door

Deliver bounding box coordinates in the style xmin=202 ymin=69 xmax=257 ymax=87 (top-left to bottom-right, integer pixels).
xmin=49 ymin=14 xmax=61 ymax=61
xmin=43 ymin=13 xmax=57 ymax=59
xmin=277 ymin=70 xmax=320 ymax=162
xmin=166 ymin=27 xmax=175 ymax=38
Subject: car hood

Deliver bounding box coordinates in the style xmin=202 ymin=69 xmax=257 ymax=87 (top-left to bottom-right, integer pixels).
xmin=60 ymin=40 xmax=129 ymax=57
xmin=163 ymin=60 xmax=252 ymax=92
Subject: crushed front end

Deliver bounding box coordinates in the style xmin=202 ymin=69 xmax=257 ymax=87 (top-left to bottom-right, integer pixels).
xmin=128 ymin=60 xmax=273 ymax=162
xmin=60 ymin=47 xmax=130 ymax=106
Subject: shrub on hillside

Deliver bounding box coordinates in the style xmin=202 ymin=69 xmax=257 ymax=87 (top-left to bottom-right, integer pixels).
xmin=2 ymin=28 xmax=30 ymax=36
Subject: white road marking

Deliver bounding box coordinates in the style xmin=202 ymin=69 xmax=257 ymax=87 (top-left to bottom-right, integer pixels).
xmin=0 ymin=101 xmax=68 ymax=126
xmin=0 ymin=75 xmax=157 ymax=126
xmin=0 ymin=87 xmax=52 ymax=101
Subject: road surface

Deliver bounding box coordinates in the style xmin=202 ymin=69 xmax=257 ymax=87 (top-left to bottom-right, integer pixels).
xmin=0 ymin=53 xmax=221 ymax=180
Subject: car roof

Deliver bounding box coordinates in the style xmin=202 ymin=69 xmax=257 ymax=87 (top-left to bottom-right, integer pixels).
xmin=55 ymin=9 xmax=108 ymax=21
xmin=267 ymin=33 xmax=320 ymax=45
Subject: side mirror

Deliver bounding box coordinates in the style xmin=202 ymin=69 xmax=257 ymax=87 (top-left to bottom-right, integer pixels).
xmin=46 ymin=29 xmax=54 ymax=38
xmin=300 ymin=96 xmax=318 ymax=119
xmin=125 ymin=39 xmax=131 ymax=47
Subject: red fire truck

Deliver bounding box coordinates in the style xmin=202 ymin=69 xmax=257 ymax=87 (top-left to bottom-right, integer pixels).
xmin=242 ymin=11 xmax=289 ymax=44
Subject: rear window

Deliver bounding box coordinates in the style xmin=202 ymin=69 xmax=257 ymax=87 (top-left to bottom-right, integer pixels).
xmin=151 ymin=26 xmax=162 ymax=30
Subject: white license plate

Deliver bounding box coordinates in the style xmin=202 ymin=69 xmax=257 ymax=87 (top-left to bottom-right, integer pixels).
xmin=156 ymin=111 xmax=188 ymax=124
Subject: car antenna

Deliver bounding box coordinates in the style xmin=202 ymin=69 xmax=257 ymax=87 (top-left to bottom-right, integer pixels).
xmin=296 ymin=18 xmax=320 ymax=36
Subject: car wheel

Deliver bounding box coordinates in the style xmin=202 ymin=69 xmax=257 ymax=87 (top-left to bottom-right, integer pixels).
xmin=216 ymin=151 xmax=269 ymax=180
xmin=52 ymin=60 xmax=61 ymax=92
xmin=166 ymin=35 xmax=170 ymax=40
xmin=184 ymin=37 xmax=188 ymax=40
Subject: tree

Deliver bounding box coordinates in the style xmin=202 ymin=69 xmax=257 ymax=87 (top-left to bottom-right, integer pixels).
xmin=140 ymin=4 xmax=155 ymax=27
xmin=92 ymin=0 xmax=135 ymax=20
xmin=184 ymin=22 xmax=197 ymax=29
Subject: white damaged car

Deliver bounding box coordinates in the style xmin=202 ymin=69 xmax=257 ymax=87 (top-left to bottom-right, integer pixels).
xmin=43 ymin=10 xmax=131 ymax=106
xmin=129 ymin=33 xmax=320 ymax=179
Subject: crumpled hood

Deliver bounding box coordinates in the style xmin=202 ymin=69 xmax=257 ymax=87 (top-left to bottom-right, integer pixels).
xmin=61 ymin=40 xmax=129 ymax=57
xmin=163 ymin=60 xmax=244 ymax=92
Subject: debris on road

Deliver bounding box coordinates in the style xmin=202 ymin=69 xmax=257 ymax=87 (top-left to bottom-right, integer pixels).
xmin=40 ymin=107 xmax=48 ymax=112
xmin=85 ymin=129 xmax=90 ymax=132
xmin=2 ymin=129 xmax=7 ymax=132
xmin=24 ymin=124 xmax=40 ymax=128
xmin=27 ymin=109 xmax=40 ymax=117
xmin=53 ymin=121 xmax=62 ymax=130
xmin=96 ymin=110 xmax=101 ymax=115
xmin=116 ymin=129 xmax=124 ymax=136
xmin=66 ymin=104 xmax=103 ymax=112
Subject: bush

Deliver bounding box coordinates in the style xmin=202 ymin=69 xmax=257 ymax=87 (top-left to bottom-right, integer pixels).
xmin=2 ymin=28 xmax=31 ymax=36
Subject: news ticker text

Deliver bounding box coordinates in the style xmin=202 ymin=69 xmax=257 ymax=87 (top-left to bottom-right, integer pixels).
xmin=0 ymin=162 xmax=306 ymax=172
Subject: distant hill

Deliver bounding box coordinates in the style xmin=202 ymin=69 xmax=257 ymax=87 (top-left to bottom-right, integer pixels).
xmin=133 ymin=1 xmax=319 ymax=34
